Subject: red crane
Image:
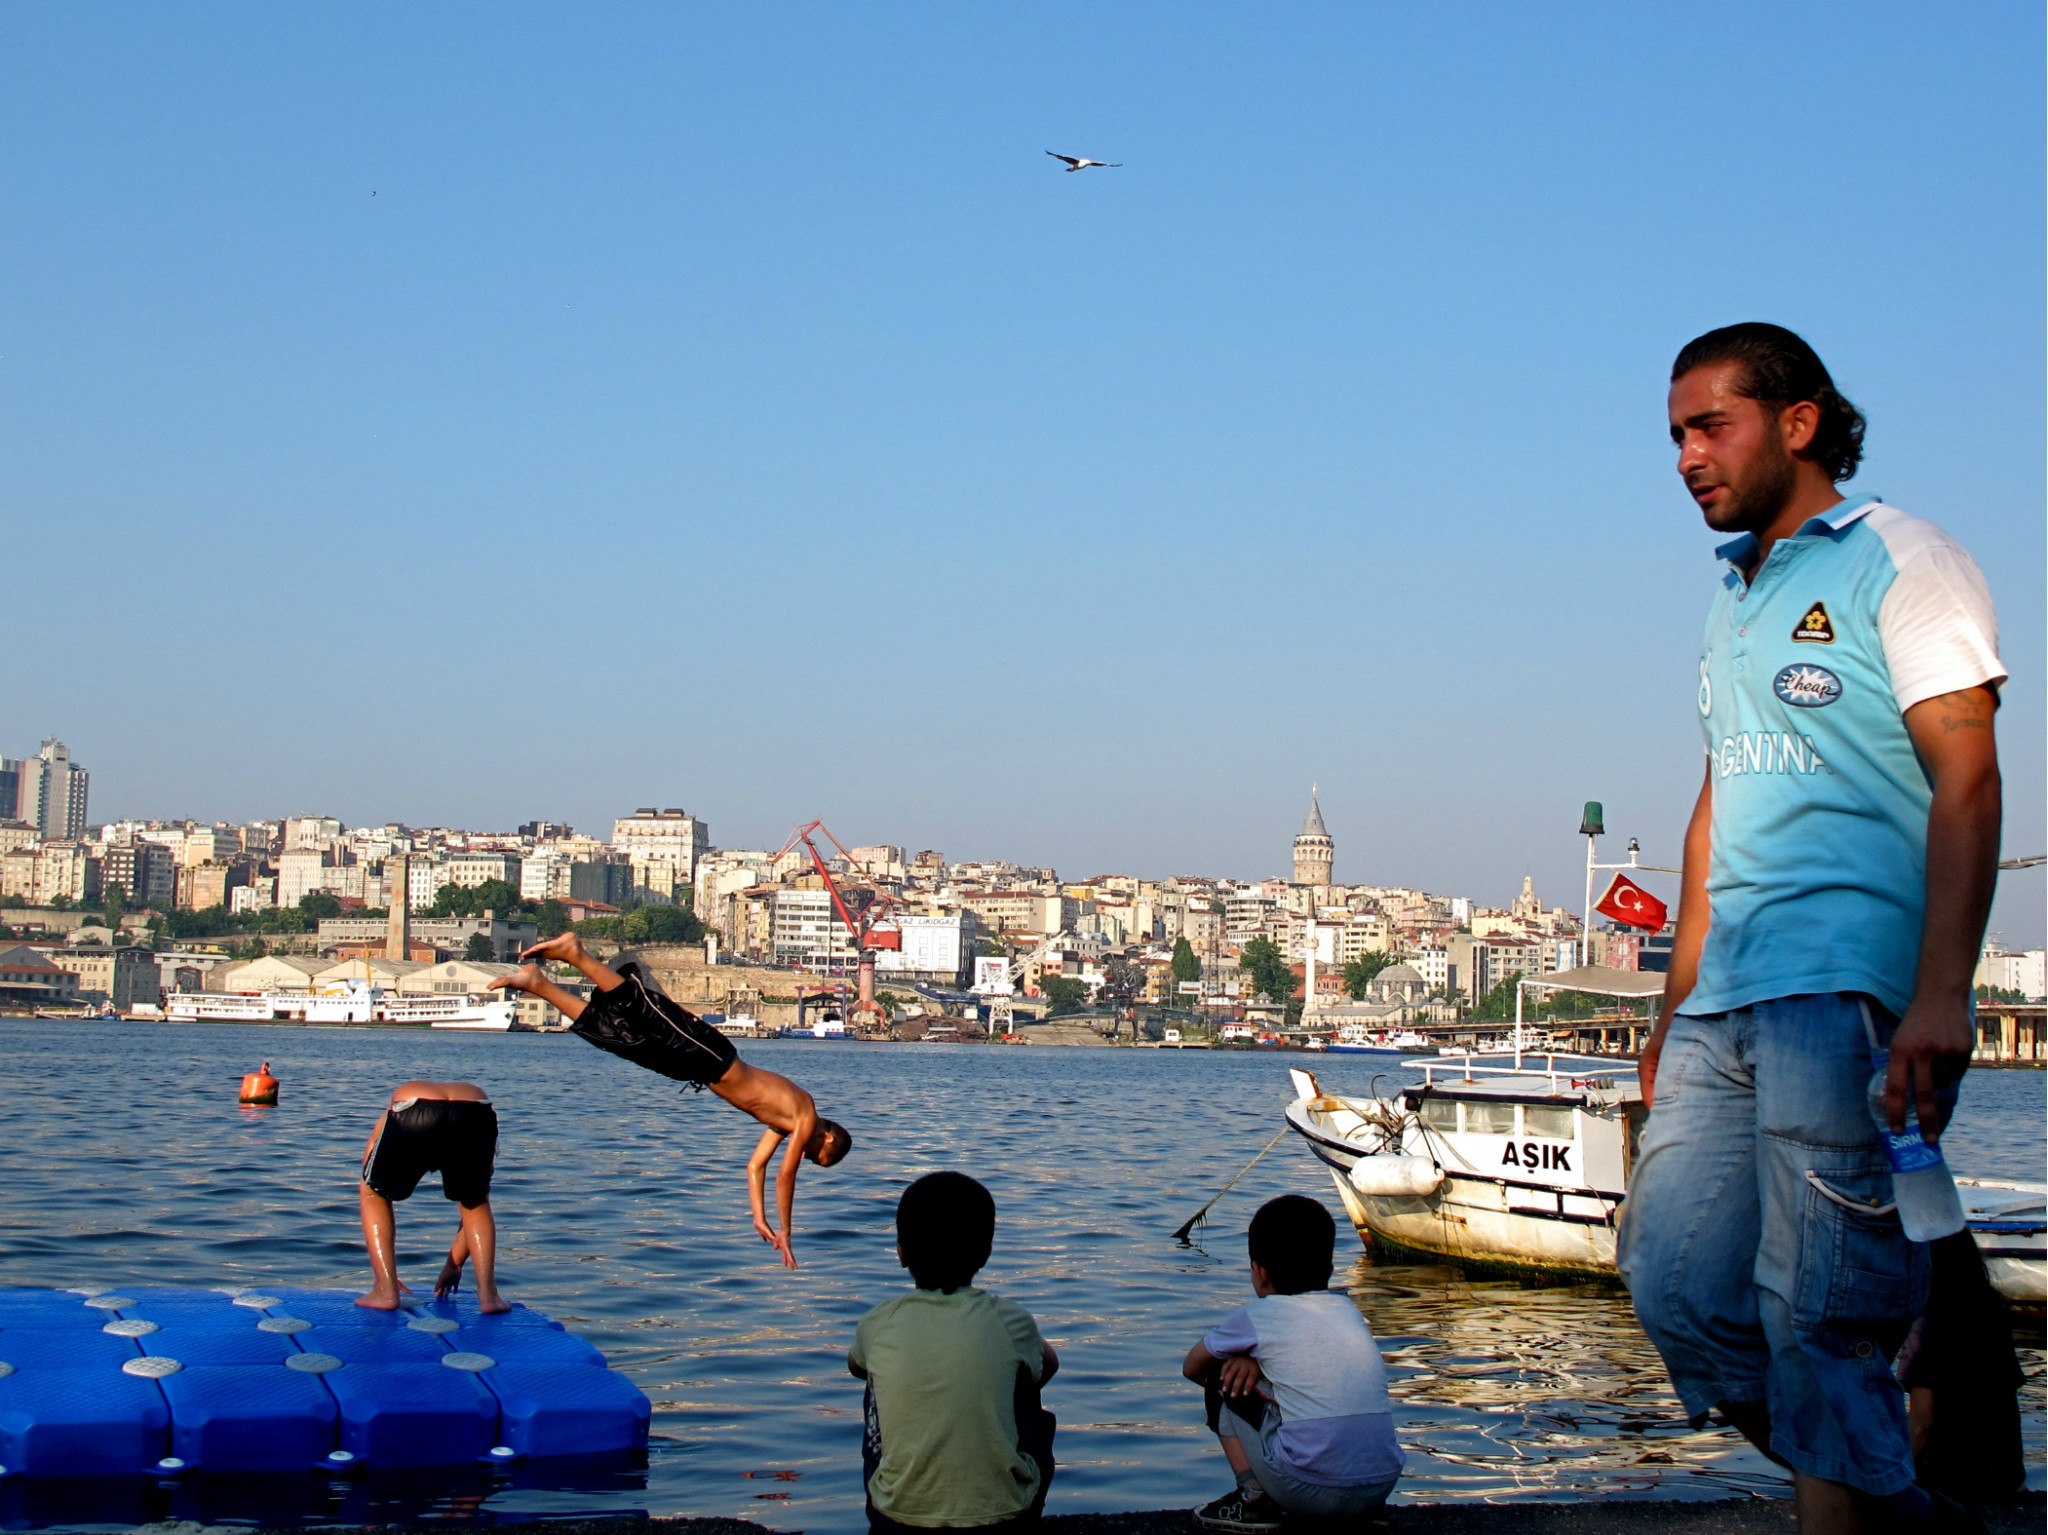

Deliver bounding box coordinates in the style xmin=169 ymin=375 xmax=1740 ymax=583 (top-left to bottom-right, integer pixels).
xmin=773 ymin=820 xmax=902 ymax=1033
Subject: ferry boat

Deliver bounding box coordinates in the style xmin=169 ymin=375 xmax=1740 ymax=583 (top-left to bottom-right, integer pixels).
xmin=166 ymin=980 xmax=514 ymax=1031
xmin=709 ymin=1011 xmax=764 ymax=1038
xmin=1325 ymin=1027 xmax=1431 ymax=1055
xmin=1284 ymin=1059 xmax=2046 ymax=1309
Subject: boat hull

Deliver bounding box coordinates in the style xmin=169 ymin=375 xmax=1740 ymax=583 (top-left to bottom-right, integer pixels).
xmin=1288 ymin=1073 xmax=2046 ymax=1307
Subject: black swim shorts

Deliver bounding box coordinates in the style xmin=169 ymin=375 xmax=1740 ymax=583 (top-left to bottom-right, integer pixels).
xmin=362 ymin=1098 xmax=498 ymax=1205
xmin=570 ymin=964 xmax=737 ymax=1090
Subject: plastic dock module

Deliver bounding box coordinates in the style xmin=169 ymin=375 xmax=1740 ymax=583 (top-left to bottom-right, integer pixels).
xmin=0 ymin=1288 xmax=648 ymax=1476
xmin=322 ymin=1362 xmax=500 ymax=1468
xmin=303 ymin=1326 xmax=455 ymax=1364
xmin=159 ymin=1366 xmax=339 ymax=1471
xmin=448 ymin=1325 xmax=605 ymax=1367
xmin=0 ymin=1327 xmax=145 ymax=1369
xmin=484 ymin=1363 xmax=651 ymax=1457
xmin=0 ymin=1368 xmax=171 ymax=1475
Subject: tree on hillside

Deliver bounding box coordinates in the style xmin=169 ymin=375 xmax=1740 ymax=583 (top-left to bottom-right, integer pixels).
xmin=1341 ymin=950 xmax=1399 ymax=1000
xmin=100 ymin=882 xmax=127 ymax=936
xmin=1040 ymin=976 xmax=1087 ymax=1016
xmin=463 ymin=932 xmax=495 ymax=963
xmin=428 ymin=880 xmax=525 ymax=919
xmin=1170 ymin=936 xmax=1200 ymax=989
xmin=1474 ymin=972 xmax=1524 ymax=1021
xmin=536 ymin=899 xmax=569 ymax=939
xmin=299 ymin=891 xmax=343 ymax=922
xmin=1238 ymin=937 xmax=1297 ymax=1006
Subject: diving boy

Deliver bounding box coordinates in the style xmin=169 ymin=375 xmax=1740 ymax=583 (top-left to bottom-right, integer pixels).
xmin=1182 ymin=1195 xmax=1403 ymax=1532
xmin=357 ymin=1079 xmax=507 ymax=1313
xmin=491 ymin=933 xmax=851 ymax=1269
xmin=849 ymin=1171 xmax=1058 ymax=1535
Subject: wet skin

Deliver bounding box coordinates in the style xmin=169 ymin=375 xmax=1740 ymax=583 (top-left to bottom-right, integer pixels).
xmin=491 ymin=934 xmax=843 ymax=1269
xmin=356 ymin=1079 xmax=509 ymax=1314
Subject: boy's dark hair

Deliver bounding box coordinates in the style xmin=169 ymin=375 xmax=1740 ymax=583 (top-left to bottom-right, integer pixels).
xmin=1247 ymin=1194 xmax=1335 ymax=1294
xmin=1670 ymin=322 xmax=1866 ymax=483
xmin=814 ymin=1118 xmax=853 ymax=1167
xmin=897 ymin=1171 xmax=995 ymax=1293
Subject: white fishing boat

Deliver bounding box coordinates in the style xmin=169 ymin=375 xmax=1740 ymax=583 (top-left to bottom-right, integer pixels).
xmin=1285 ymin=1055 xmax=2046 ymax=1309
xmin=166 ymin=980 xmax=513 ymax=1031
xmin=711 ymin=1012 xmax=764 ymax=1038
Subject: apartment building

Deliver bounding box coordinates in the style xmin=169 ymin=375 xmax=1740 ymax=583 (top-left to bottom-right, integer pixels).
xmin=612 ymin=808 xmax=710 ymax=905
xmin=45 ymin=945 xmax=161 ymax=1009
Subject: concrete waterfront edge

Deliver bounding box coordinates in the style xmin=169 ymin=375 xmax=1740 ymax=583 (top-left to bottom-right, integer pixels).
xmin=112 ymin=1494 xmax=2048 ymax=1535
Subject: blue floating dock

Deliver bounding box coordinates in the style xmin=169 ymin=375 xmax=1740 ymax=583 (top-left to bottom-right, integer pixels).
xmin=0 ymin=1288 xmax=649 ymax=1476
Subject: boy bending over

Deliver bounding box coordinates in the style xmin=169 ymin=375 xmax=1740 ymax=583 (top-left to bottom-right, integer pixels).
xmin=849 ymin=1172 xmax=1058 ymax=1535
xmin=491 ymin=933 xmax=850 ymax=1268
xmin=357 ymin=1079 xmax=507 ymax=1313
xmin=1182 ymin=1195 xmax=1403 ymax=1532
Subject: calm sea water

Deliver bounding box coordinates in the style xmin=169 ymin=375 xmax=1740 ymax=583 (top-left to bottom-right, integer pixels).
xmin=0 ymin=1020 xmax=2039 ymax=1530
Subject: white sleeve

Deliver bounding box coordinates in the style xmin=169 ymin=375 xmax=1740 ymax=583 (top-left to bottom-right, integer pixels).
xmin=1877 ymin=542 xmax=2006 ymax=713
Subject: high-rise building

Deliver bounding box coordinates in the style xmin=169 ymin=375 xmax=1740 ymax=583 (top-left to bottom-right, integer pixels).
xmin=0 ymin=759 xmax=20 ymax=824
xmin=17 ymin=740 xmax=89 ymax=841
xmin=1292 ymin=789 xmax=1333 ymax=888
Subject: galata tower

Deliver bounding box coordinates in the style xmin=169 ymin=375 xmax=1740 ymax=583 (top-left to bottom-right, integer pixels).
xmin=1293 ymin=788 xmax=1333 ymax=887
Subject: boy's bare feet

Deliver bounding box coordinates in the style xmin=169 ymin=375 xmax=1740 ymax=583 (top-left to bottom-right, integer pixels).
xmin=521 ymin=932 xmax=588 ymax=965
xmin=355 ymin=1280 xmax=413 ymax=1311
xmin=489 ymin=963 xmax=545 ymax=996
xmin=475 ymin=1287 xmax=512 ymax=1315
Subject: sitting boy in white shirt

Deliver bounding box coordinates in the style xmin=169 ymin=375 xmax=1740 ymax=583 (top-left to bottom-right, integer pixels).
xmin=1182 ymin=1194 xmax=1404 ymax=1531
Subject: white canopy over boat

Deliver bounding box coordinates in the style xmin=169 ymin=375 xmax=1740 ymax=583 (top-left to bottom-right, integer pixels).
xmin=1520 ymin=966 xmax=1666 ymax=999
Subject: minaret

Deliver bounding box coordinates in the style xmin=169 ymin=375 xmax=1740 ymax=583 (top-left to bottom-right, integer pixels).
xmin=385 ymin=855 xmax=411 ymax=961
xmin=1293 ymin=787 xmax=1333 ymax=888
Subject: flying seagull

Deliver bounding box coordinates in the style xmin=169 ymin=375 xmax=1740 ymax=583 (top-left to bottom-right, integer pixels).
xmin=1047 ymin=151 xmax=1121 ymax=172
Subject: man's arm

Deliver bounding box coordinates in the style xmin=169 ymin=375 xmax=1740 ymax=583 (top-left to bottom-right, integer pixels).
xmin=1890 ymin=684 xmax=2001 ymax=1138
xmin=1639 ymin=764 xmax=1713 ymax=1108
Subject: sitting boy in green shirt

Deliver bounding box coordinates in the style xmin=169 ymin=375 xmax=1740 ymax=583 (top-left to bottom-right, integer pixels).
xmin=848 ymin=1172 xmax=1058 ymax=1534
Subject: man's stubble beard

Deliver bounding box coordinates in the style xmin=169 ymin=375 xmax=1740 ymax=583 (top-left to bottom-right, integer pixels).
xmin=1704 ymin=431 xmax=1799 ymax=536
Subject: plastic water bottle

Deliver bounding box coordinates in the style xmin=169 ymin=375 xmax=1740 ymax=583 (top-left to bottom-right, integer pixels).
xmin=1865 ymin=1050 xmax=1965 ymax=1243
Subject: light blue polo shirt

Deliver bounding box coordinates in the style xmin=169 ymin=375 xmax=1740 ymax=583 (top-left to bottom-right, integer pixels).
xmin=1684 ymin=495 xmax=2005 ymax=1019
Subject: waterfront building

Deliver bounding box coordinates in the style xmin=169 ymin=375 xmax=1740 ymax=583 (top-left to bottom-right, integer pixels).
xmin=874 ymin=912 xmax=980 ymax=984
xmin=0 ymin=943 xmax=80 ymax=1008
xmin=45 ymin=945 xmax=161 ymax=1010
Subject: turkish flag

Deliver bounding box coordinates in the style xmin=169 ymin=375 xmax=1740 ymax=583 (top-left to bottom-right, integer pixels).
xmin=1596 ymin=874 xmax=1668 ymax=933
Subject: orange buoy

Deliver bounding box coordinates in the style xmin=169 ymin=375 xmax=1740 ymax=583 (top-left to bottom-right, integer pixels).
xmin=239 ymin=1061 xmax=279 ymax=1105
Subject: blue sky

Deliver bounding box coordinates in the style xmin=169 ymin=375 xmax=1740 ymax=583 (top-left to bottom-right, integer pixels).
xmin=3 ymin=4 xmax=2041 ymax=939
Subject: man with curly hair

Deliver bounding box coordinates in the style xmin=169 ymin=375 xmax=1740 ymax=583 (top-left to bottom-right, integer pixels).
xmin=1619 ymin=324 xmax=2004 ymax=1535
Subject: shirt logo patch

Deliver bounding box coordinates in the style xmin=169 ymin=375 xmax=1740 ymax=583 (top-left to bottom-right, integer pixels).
xmin=1774 ymin=664 xmax=1842 ymax=708
xmin=1792 ymin=602 xmax=1835 ymax=643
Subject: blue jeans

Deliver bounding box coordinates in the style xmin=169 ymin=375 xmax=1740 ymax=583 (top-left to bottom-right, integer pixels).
xmin=1616 ymin=994 xmax=1929 ymax=1495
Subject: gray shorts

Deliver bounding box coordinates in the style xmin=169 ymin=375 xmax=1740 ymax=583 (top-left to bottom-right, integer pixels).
xmin=1219 ymin=1404 xmax=1397 ymax=1519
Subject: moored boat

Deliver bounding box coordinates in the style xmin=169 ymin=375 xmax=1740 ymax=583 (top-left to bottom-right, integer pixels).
xmin=166 ymin=979 xmax=514 ymax=1030
xmin=1285 ymin=1060 xmax=2046 ymax=1311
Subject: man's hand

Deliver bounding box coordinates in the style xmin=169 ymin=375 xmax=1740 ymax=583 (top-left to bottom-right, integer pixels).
xmin=1639 ymin=1016 xmax=1672 ymax=1109
xmin=1216 ymin=1354 xmax=1263 ymax=1400
xmin=1884 ymin=999 xmax=1971 ymax=1139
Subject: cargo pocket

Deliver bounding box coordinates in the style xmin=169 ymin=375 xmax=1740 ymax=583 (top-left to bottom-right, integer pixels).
xmin=1790 ymin=1160 xmax=1929 ymax=1330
